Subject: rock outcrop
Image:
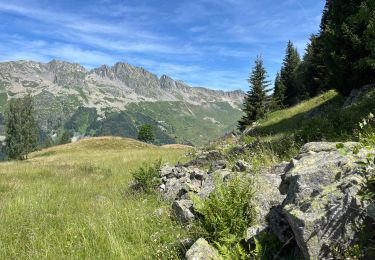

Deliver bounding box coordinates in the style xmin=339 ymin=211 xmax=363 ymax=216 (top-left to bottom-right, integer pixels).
xmin=162 ymin=142 xmax=374 ymax=259
xmin=279 ymin=142 xmax=372 ymax=259
xmin=159 ymin=164 xmax=234 ymax=223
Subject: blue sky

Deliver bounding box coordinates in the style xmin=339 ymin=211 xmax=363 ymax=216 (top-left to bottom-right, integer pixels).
xmin=0 ymin=0 xmax=325 ymax=91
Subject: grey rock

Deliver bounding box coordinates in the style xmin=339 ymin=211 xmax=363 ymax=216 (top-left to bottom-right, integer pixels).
xmin=163 ymin=178 xmax=184 ymax=200
xmin=190 ymin=168 xmax=206 ymax=181
xmin=244 ymin=169 xmax=287 ymax=242
xmin=267 ymin=205 xmax=293 ymax=243
xmin=160 ymin=166 xmax=207 ymax=200
xmin=210 ymin=160 xmax=227 ymax=172
xmin=281 ymin=142 xmax=371 ymax=259
xmin=197 ymin=176 xmax=216 ymax=199
xmin=253 ymin=173 xmax=286 ymax=224
xmin=186 ymin=238 xmax=221 ymax=260
xmin=197 ymin=170 xmax=231 ymax=199
xmin=172 ymin=200 xmax=195 ymax=223
xmin=232 ymin=159 xmax=252 ymax=172
xmin=160 ymin=165 xmax=175 ymax=177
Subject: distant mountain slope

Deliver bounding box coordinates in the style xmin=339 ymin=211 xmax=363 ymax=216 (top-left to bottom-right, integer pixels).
xmin=0 ymin=60 xmax=244 ymax=145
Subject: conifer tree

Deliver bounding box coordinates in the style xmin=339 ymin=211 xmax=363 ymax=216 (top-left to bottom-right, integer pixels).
xmin=280 ymin=41 xmax=301 ymax=106
xmin=138 ymin=124 xmax=155 ymax=143
xmin=320 ymin=0 xmax=375 ymax=95
xmin=4 ymin=95 xmax=39 ymax=160
xmin=238 ymin=56 xmax=270 ymax=131
xmin=298 ymin=35 xmax=328 ymax=97
xmin=271 ymin=72 xmax=286 ymax=110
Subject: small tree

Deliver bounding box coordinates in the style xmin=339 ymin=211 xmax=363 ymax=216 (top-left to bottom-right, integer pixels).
xmin=4 ymin=95 xmax=39 ymax=160
xmin=138 ymin=124 xmax=155 ymax=143
xmin=238 ymin=56 xmax=270 ymax=131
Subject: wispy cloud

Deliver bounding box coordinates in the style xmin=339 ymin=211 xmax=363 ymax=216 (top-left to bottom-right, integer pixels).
xmin=0 ymin=0 xmax=325 ymax=90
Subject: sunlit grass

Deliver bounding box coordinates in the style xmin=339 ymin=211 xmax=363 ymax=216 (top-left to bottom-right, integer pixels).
xmin=0 ymin=137 xmax=191 ymax=259
xmin=259 ymin=90 xmax=338 ymax=128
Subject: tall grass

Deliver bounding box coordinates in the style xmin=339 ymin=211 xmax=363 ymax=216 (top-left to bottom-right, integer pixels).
xmin=0 ymin=137 xmax=191 ymax=259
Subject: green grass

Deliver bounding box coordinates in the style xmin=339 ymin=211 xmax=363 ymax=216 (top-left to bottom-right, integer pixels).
xmin=235 ymin=88 xmax=375 ymax=168
xmin=0 ymin=137 xmax=192 ymax=259
xmin=256 ymin=89 xmax=375 ymax=142
xmin=257 ymin=90 xmax=340 ymax=139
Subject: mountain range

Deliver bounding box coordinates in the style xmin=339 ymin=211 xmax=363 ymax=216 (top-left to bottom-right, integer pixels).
xmin=0 ymin=60 xmax=245 ymax=145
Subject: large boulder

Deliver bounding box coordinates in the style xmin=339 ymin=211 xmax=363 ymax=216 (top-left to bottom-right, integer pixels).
xmin=185 ymin=238 xmax=221 ymax=260
xmin=280 ymin=142 xmax=371 ymax=259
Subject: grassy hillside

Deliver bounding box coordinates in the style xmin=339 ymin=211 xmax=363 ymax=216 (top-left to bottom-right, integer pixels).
xmin=257 ymin=88 xmax=375 ymax=142
xmin=236 ymin=88 xmax=375 ymax=165
xmin=0 ymin=137 xmax=192 ymax=259
xmin=206 ymin=88 xmax=375 ymax=171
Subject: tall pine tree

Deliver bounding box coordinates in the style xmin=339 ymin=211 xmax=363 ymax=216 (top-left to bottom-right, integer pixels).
xmin=4 ymin=95 xmax=39 ymax=160
xmin=280 ymin=41 xmax=301 ymax=106
xmin=238 ymin=56 xmax=270 ymax=131
xmin=298 ymin=34 xmax=328 ymax=97
xmin=320 ymin=0 xmax=375 ymax=94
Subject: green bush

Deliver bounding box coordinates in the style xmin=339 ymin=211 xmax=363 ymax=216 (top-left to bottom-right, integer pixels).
xmin=193 ymin=176 xmax=256 ymax=245
xmin=131 ymin=160 xmax=162 ymax=193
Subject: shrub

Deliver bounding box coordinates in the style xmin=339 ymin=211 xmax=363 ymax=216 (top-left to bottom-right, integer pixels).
xmin=193 ymin=176 xmax=256 ymax=245
xmin=131 ymin=160 xmax=162 ymax=193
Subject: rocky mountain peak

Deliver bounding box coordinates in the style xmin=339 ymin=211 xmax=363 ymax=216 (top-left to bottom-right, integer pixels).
xmin=92 ymin=64 xmax=114 ymax=79
xmin=46 ymin=60 xmax=86 ymax=74
xmin=160 ymin=74 xmax=180 ymax=91
xmin=0 ymin=59 xmax=245 ymax=110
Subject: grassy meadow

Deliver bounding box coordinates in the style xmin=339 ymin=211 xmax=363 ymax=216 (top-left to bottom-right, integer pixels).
xmin=0 ymin=137 xmax=191 ymax=259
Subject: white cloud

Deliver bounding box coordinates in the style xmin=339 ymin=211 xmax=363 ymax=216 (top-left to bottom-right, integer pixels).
xmin=0 ymin=0 xmax=325 ymax=91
